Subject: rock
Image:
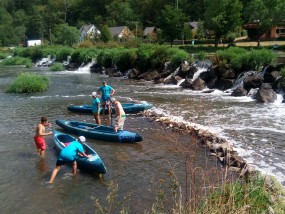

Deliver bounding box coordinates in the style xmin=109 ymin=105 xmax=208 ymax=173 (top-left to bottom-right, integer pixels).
xmin=138 ymin=70 xmax=160 ymax=81
xmin=231 ymin=86 xmax=248 ymax=96
xmin=243 ymin=71 xmax=264 ymax=90
xmin=128 ymin=68 xmax=141 ymax=79
xmin=256 ymin=83 xmax=277 ymax=103
xmin=191 ymin=78 xmax=206 ymax=90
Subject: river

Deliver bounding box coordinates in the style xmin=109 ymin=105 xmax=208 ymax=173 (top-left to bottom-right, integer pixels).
xmin=0 ymin=65 xmax=284 ymax=213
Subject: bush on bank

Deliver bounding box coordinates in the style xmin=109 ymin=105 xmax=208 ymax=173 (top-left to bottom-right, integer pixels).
xmin=50 ymin=63 xmax=64 ymax=71
xmin=0 ymin=56 xmax=32 ymax=68
xmin=215 ymin=47 xmax=277 ymax=71
xmin=6 ymin=73 xmax=49 ymax=93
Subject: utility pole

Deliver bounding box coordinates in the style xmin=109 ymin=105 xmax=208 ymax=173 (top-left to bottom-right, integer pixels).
xmin=49 ymin=29 xmax=52 ymax=45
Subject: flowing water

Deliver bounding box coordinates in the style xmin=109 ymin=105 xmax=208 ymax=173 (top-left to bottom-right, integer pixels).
xmin=0 ymin=65 xmax=284 ymax=213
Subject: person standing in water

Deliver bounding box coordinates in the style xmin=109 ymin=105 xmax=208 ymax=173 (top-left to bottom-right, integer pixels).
xmin=49 ymin=136 xmax=90 ymax=183
xmin=34 ymin=116 xmax=52 ymax=157
xmin=97 ymin=81 xmax=115 ymax=115
xmin=110 ymin=97 xmax=126 ymax=132
xmin=91 ymin=91 xmax=101 ymax=124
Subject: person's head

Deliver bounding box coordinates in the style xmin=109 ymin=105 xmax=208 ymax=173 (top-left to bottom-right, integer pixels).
xmin=103 ymin=81 xmax=107 ymax=86
xmin=78 ymin=136 xmax=86 ymax=143
xmin=41 ymin=116 xmax=49 ymax=125
xmin=110 ymin=97 xmax=116 ymax=104
xmin=91 ymin=91 xmax=97 ymax=97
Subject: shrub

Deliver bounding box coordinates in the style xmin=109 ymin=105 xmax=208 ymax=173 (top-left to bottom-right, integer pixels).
xmin=0 ymin=56 xmax=33 ymax=68
xmin=79 ymin=48 xmax=100 ymax=63
xmin=168 ymin=48 xmax=189 ymax=69
xmin=215 ymin=47 xmax=277 ymax=71
xmin=13 ymin=47 xmax=43 ymax=62
xmin=97 ymin=48 xmax=120 ymax=68
xmin=50 ymin=63 xmax=64 ymax=71
xmin=136 ymin=44 xmax=156 ymax=71
xmin=115 ymin=49 xmax=137 ymax=71
xmin=0 ymin=52 xmax=8 ymax=59
xmin=6 ymin=73 xmax=50 ymax=93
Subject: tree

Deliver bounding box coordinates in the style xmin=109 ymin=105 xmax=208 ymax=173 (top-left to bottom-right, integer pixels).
xmin=105 ymin=0 xmax=137 ymax=26
xmin=100 ymin=25 xmax=112 ymax=43
xmin=204 ymin=0 xmax=243 ymax=47
xmin=54 ymin=23 xmax=80 ymax=46
xmin=157 ymin=5 xmax=188 ymax=46
xmin=244 ymin=0 xmax=285 ymax=46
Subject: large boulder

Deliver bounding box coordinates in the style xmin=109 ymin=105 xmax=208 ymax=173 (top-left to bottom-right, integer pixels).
xmin=231 ymin=86 xmax=248 ymax=96
xmin=243 ymin=71 xmax=264 ymax=90
xmin=138 ymin=70 xmax=160 ymax=81
xmin=191 ymin=78 xmax=206 ymax=90
xmin=180 ymin=78 xmax=193 ymax=88
xmin=128 ymin=68 xmax=141 ymax=79
xmin=256 ymin=83 xmax=277 ymax=103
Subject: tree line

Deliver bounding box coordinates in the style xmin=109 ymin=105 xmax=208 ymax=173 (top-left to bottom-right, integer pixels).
xmin=0 ymin=0 xmax=285 ymax=47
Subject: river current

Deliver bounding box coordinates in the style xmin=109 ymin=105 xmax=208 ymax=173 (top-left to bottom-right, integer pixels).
xmin=0 ymin=65 xmax=284 ymax=213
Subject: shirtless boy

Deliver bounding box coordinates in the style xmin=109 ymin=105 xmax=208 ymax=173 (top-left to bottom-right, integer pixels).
xmin=34 ymin=116 xmax=52 ymax=157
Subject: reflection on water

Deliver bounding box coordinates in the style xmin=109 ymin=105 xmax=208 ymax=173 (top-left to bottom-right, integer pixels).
xmin=35 ymin=158 xmax=49 ymax=173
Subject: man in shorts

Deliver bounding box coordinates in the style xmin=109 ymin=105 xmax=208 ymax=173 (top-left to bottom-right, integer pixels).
xmin=97 ymin=81 xmax=115 ymax=115
xmin=34 ymin=116 xmax=52 ymax=157
xmin=49 ymin=136 xmax=90 ymax=183
xmin=110 ymin=97 xmax=126 ymax=132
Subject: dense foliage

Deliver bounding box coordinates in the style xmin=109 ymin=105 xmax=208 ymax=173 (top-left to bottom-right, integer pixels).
xmin=1 ymin=0 xmax=285 ymax=47
xmin=215 ymin=47 xmax=277 ymax=71
xmin=6 ymin=73 xmax=50 ymax=93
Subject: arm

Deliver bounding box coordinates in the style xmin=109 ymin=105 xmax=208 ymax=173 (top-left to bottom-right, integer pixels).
xmin=110 ymin=89 xmax=115 ymax=96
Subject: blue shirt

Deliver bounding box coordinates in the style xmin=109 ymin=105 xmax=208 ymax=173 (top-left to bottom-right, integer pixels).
xmin=59 ymin=140 xmax=84 ymax=161
xmin=98 ymin=85 xmax=113 ymax=101
xmin=92 ymin=97 xmax=101 ymax=113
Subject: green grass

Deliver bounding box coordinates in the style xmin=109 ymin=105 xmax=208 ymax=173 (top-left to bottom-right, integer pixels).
xmin=0 ymin=56 xmax=33 ymax=68
xmin=50 ymin=62 xmax=64 ymax=71
xmin=6 ymin=73 xmax=50 ymax=93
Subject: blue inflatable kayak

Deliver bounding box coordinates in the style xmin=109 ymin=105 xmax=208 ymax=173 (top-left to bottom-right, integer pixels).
xmin=53 ymin=130 xmax=107 ymax=174
xmin=55 ymin=119 xmax=143 ymax=143
xmin=67 ymin=102 xmax=153 ymax=114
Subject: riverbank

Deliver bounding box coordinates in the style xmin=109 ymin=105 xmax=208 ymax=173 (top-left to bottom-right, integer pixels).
xmin=141 ymin=107 xmax=285 ymax=213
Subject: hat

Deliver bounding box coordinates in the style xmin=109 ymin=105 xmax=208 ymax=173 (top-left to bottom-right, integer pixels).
xmin=78 ymin=136 xmax=86 ymax=142
xmin=92 ymin=91 xmax=97 ymax=96
xmin=110 ymin=97 xmax=116 ymax=103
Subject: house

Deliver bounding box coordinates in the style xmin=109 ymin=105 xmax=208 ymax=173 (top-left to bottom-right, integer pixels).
xmin=27 ymin=40 xmax=42 ymax=47
xmin=108 ymin=26 xmax=134 ymax=40
xmin=79 ymin=24 xmax=100 ymax=42
xmin=143 ymin=27 xmax=157 ymax=40
xmin=243 ymin=21 xmax=285 ymax=40
xmin=186 ymin=22 xmax=198 ymax=31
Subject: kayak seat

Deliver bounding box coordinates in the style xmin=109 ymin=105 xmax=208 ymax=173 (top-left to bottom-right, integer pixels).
xmin=64 ymin=142 xmax=70 ymax=146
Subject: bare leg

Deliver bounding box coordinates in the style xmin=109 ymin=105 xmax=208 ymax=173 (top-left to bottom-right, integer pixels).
xmin=94 ymin=113 xmax=101 ymax=125
xmin=72 ymin=161 xmax=77 ymax=176
xmin=40 ymin=150 xmax=45 ymax=157
xmin=49 ymin=166 xmax=61 ymax=183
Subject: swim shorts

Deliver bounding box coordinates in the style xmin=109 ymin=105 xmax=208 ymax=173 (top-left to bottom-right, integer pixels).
xmin=56 ymin=159 xmax=75 ymax=166
xmin=34 ymin=136 xmax=46 ymax=151
xmin=114 ymin=115 xmax=126 ymax=130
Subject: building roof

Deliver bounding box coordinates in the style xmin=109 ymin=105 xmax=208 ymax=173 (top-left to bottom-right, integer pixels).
xmin=143 ymin=27 xmax=156 ymax=36
xmin=80 ymin=24 xmax=94 ymax=33
xmin=186 ymin=22 xmax=198 ymax=31
xmin=108 ymin=26 xmax=127 ymax=36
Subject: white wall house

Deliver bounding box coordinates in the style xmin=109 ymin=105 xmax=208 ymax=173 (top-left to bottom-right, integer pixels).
xmin=79 ymin=24 xmax=101 ymax=42
xmin=27 ymin=40 xmax=42 ymax=47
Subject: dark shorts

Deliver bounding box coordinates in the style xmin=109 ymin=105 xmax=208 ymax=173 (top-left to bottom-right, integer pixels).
xmin=56 ymin=159 xmax=75 ymax=166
